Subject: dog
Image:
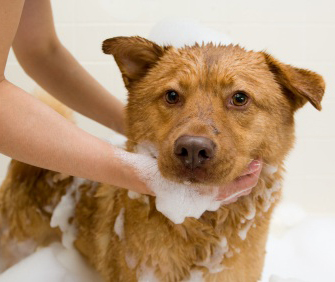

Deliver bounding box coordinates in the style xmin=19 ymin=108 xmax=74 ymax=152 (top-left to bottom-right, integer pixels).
xmin=0 ymin=36 xmax=325 ymax=281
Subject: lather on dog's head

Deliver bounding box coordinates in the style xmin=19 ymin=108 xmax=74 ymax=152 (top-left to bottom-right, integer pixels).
xmin=103 ymin=36 xmax=325 ymax=186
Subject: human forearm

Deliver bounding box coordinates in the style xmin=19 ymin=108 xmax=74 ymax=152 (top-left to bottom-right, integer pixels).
xmin=13 ymin=43 xmax=125 ymax=134
xmin=0 ymin=80 xmax=146 ymax=193
xmin=0 ymin=0 xmax=25 ymax=74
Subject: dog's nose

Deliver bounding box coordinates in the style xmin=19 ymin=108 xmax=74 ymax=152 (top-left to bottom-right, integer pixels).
xmin=174 ymin=136 xmax=216 ymax=169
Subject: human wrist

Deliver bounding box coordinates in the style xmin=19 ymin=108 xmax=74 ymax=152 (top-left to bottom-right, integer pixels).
xmin=107 ymin=146 xmax=154 ymax=195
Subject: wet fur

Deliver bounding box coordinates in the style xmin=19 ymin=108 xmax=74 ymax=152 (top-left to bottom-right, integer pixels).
xmin=0 ymin=38 xmax=325 ymax=281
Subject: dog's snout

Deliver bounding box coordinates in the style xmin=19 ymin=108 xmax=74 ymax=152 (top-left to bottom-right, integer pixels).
xmin=174 ymin=136 xmax=216 ymax=169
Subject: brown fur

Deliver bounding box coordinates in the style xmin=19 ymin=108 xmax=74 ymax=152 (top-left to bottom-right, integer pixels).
xmin=0 ymin=37 xmax=325 ymax=281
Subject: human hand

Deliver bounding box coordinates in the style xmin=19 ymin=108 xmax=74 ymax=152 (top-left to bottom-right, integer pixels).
xmin=216 ymin=159 xmax=263 ymax=204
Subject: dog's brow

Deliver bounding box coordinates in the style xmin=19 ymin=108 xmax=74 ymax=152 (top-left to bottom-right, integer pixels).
xmin=203 ymin=48 xmax=223 ymax=68
xmin=165 ymin=80 xmax=183 ymax=92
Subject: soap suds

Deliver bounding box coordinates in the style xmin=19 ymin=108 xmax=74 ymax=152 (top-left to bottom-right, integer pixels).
xmin=238 ymin=220 xmax=254 ymax=240
xmin=182 ymin=269 xmax=204 ymax=282
xmin=0 ymin=237 xmax=37 ymax=272
xmin=127 ymin=191 xmax=141 ymax=200
xmin=50 ymin=177 xmax=86 ymax=249
xmin=114 ymin=208 xmax=125 ymax=240
xmin=244 ymin=197 xmax=256 ymax=220
xmin=137 ymin=264 xmax=158 ymax=282
xmin=127 ymin=191 xmax=149 ymax=205
xmin=196 ymin=237 xmax=228 ymax=273
xmin=125 ymin=253 xmax=138 ymax=270
xmin=0 ymin=243 xmax=103 ymax=282
xmin=255 ymin=163 xmax=282 ymax=213
xmin=114 ymin=144 xmax=222 ymax=224
xmin=135 ymin=142 xmax=159 ymax=158
xmin=142 ymin=195 xmax=150 ymax=205
xmin=43 ymin=195 xmax=60 ymax=214
xmin=262 ymin=181 xmax=282 ymax=212
xmin=46 ymin=173 xmax=70 ymax=188
xmin=263 ymin=164 xmax=278 ymax=175
xmin=154 ymin=184 xmax=221 ymax=224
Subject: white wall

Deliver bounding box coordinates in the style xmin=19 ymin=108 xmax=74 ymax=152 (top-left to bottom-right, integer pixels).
xmin=1 ymin=0 xmax=334 ymax=214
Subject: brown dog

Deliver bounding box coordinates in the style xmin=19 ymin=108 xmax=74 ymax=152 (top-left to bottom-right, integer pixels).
xmin=0 ymin=36 xmax=325 ymax=281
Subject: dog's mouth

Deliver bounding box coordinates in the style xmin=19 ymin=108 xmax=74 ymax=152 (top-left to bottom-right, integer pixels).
xmin=177 ymin=158 xmax=262 ymax=203
xmin=152 ymin=158 xmax=263 ymax=224
xmin=135 ymin=142 xmax=262 ymax=204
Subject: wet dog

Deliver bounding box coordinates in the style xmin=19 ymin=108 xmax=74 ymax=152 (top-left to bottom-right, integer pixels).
xmin=0 ymin=36 xmax=325 ymax=281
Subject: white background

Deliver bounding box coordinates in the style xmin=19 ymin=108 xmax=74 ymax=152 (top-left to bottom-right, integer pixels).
xmin=1 ymin=0 xmax=335 ymax=215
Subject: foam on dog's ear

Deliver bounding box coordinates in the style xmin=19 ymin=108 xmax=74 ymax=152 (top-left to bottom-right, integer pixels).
xmin=263 ymin=53 xmax=325 ymax=111
xmin=102 ymin=36 xmax=165 ymax=87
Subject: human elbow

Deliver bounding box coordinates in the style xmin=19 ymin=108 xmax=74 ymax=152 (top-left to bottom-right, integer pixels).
xmin=12 ymin=36 xmax=62 ymax=71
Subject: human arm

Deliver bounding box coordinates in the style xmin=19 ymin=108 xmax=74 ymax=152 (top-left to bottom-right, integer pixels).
xmin=0 ymin=0 xmax=150 ymax=194
xmin=0 ymin=80 xmax=150 ymax=193
xmin=11 ymin=0 xmax=125 ymax=134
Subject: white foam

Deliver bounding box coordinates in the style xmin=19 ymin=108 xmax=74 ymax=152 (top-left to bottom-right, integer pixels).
xmin=182 ymin=269 xmax=204 ymax=282
xmin=196 ymin=237 xmax=228 ymax=274
xmin=0 ymin=243 xmax=103 ymax=282
xmin=263 ymin=165 xmax=278 ymax=175
xmin=3 ymin=213 xmax=334 ymax=282
xmin=127 ymin=191 xmax=141 ymax=200
xmin=142 ymin=195 xmax=150 ymax=205
xmin=43 ymin=195 xmax=59 ymax=214
xmin=125 ymin=253 xmax=137 ymax=270
xmin=262 ymin=181 xmax=282 ymax=212
xmin=0 ymin=238 xmax=37 ymax=272
xmin=127 ymin=191 xmax=149 ymax=205
xmin=115 ymin=145 xmax=222 ymax=224
xmin=135 ymin=142 xmax=159 ymax=158
xmin=50 ymin=178 xmax=86 ymax=249
xmin=114 ymin=208 xmax=125 ymax=240
xmin=154 ymin=184 xmax=221 ymax=224
xmin=43 ymin=205 xmax=54 ymax=214
xmin=105 ymin=133 xmax=128 ymax=149
xmin=244 ymin=197 xmax=256 ymax=220
xmin=238 ymin=220 xmax=254 ymax=241
xmin=137 ymin=264 xmax=158 ymax=282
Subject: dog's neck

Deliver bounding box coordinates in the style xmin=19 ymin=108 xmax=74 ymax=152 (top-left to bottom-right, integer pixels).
xmin=167 ymin=166 xmax=282 ymax=273
xmin=119 ymin=141 xmax=283 ymax=276
xmin=128 ymin=140 xmax=282 ymax=234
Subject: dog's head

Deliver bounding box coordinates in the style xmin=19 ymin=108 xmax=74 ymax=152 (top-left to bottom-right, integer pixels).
xmin=103 ymin=36 xmax=325 ymax=187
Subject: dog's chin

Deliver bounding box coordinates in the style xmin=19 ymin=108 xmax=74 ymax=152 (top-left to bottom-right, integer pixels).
xmin=159 ymin=158 xmax=262 ymax=202
xmin=158 ymin=166 xmax=218 ymax=186
xmin=176 ymin=167 xmax=213 ymax=185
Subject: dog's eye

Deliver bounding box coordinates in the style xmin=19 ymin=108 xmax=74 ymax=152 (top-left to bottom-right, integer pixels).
xmin=165 ymin=90 xmax=180 ymax=104
xmin=231 ymin=92 xmax=249 ymax=106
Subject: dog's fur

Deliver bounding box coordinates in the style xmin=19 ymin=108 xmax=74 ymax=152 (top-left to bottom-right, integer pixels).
xmin=0 ymin=37 xmax=325 ymax=281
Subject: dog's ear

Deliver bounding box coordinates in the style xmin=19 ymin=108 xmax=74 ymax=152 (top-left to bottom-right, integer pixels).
xmin=263 ymin=53 xmax=325 ymax=111
xmin=102 ymin=36 xmax=165 ymax=88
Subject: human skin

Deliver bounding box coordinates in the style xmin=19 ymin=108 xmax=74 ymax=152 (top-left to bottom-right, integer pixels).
xmin=12 ymin=0 xmax=125 ymax=134
xmin=0 ymin=0 xmax=260 ymax=200
xmin=0 ymin=0 xmax=149 ymax=194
